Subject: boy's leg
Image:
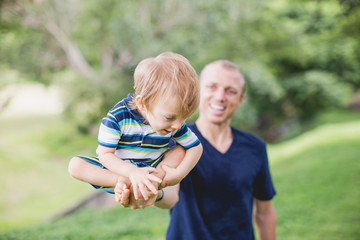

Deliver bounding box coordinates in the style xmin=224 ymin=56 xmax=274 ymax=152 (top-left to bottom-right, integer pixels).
xmin=68 ymin=156 xmax=119 ymax=188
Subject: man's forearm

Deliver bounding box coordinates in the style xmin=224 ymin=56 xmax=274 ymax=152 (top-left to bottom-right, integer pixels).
xmin=154 ymin=184 xmax=180 ymax=209
xmin=254 ymin=204 xmax=276 ymax=240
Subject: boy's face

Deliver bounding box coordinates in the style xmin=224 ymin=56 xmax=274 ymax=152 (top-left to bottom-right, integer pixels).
xmin=143 ymin=96 xmax=186 ymax=136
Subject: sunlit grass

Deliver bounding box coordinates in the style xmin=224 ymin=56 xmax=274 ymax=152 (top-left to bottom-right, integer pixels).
xmin=272 ymin=139 xmax=360 ymax=239
xmin=268 ymin=121 xmax=360 ymax=163
xmin=1 ymin=206 xmax=169 ymax=240
xmin=0 ymin=115 xmax=95 ymax=229
xmin=1 ymin=111 xmax=359 ymax=239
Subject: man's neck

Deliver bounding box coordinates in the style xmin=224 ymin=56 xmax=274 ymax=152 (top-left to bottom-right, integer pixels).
xmin=195 ymin=118 xmax=233 ymax=153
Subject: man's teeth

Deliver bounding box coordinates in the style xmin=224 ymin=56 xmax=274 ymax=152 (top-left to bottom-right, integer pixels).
xmin=210 ymin=104 xmax=225 ymax=110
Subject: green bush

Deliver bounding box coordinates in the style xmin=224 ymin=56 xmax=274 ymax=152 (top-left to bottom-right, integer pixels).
xmin=283 ymin=70 xmax=353 ymax=119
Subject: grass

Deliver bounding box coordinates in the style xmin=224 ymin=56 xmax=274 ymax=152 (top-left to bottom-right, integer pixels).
xmin=268 ymin=121 xmax=360 ymax=164
xmin=0 ymin=110 xmax=359 ymax=239
xmin=0 ymin=207 xmax=169 ymax=240
xmin=0 ymin=115 xmax=96 ymax=230
xmin=271 ymin=138 xmax=360 ymax=239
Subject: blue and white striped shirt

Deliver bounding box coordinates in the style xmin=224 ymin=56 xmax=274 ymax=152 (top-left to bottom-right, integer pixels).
xmin=97 ymin=94 xmax=200 ymax=168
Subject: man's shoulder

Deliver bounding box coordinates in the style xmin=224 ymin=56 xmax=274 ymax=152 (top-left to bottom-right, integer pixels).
xmin=232 ymin=127 xmax=266 ymax=146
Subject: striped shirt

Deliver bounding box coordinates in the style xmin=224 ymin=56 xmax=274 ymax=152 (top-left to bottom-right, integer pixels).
xmin=96 ymin=94 xmax=200 ymax=168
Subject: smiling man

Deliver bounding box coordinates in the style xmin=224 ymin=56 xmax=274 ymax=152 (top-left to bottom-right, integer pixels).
xmin=157 ymin=60 xmax=277 ymax=240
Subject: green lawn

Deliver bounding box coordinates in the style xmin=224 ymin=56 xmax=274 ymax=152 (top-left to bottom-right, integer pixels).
xmin=269 ymin=119 xmax=360 ymax=239
xmin=0 ymin=207 xmax=169 ymax=240
xmin=0 ymin=113 xmax=359 ymax=239
xmin=0 ymin=115 xmax=95 ymax=229
xmin=272 ymin=138 xmax=360 ymax=239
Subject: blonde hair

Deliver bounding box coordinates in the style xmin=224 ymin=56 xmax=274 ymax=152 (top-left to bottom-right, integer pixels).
xmin=133 ymin=52 xmax=199 ymax=118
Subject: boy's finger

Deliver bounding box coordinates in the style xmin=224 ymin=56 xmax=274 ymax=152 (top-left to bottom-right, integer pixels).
xmin=139 ymin=184 xmax=149 ymax=200
xmin=133 ymin=185 xmax=139 ymax=200
xmin=147 ymin=174 xmax=162 ymax=183
xmin=144 ymin=180 xmax=158 ymax=195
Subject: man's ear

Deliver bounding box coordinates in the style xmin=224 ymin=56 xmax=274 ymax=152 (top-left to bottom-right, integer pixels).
xmin=135 ymin=95 xmax=146 ymax=110
xmin=239 ymin=94 xmax=245 ymax=106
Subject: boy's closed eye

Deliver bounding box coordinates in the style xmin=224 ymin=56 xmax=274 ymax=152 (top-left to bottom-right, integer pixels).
xmin=164 ymin=116 xmax=175 ymax=121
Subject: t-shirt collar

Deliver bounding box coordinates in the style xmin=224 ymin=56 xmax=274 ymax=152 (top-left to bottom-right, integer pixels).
xmin=124 ymin=94 xmax=147 ymax=124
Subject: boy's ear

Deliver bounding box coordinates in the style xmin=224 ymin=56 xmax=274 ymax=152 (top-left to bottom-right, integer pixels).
xmin=135 ymin=95 xmax=146 ymax=110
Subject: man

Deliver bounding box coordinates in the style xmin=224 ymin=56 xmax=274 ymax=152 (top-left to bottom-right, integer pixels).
xmin=121 ymin=60 xmax=277 ymax=240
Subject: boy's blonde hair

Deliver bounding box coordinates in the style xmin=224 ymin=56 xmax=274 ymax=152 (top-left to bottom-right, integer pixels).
xmin=133 ymin=52 xmax=199 ymax=118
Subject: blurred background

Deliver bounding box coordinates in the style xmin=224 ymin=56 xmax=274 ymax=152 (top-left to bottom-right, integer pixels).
xmin=0 ymin=0 xmax=359 ymax=239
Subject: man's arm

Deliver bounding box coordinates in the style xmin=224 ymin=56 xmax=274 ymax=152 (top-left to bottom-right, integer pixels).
xmin=154 ymin=184 xmax=180 ymax=209
xmin=253 ymin=198 xmax=277 ymax=240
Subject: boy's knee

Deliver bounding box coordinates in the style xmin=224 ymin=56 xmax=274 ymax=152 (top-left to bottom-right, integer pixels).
xmin=68 ymin=157 xmax=84 ymax=178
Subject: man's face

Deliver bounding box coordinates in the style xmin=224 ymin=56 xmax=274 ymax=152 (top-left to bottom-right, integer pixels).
xmin=199 ymin=66 xmax=245 ymax=125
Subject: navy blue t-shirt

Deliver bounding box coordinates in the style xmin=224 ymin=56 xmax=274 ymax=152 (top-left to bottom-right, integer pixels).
xmin=166 ymin=123 xmax=276 ymax=240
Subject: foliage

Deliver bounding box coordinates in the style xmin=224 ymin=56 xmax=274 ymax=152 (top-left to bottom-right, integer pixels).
xmin=54 ymin=70 xmax=133 ymax=134
xmin=283 ymin=70 xmax=353 ymax=119
xmin=1 ymin=0 xmax=360 ymax=140
xmin=0 ymin=1 xmax=66 ymax=85
xmin=249 ymin=0 xmax=360 ymax=138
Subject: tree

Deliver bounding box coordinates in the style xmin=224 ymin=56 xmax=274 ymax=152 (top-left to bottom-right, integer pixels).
xmin=1 ymin=0 xmax=359 ymax=140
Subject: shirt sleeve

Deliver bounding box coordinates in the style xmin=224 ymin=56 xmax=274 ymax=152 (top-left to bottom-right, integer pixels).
xmin=252 ymin=143 xmax=276 ymax=200
xmin=172 ymin=123 xmax=200 ymax=149
xmin=97 ymin=112 xmax=121 ymax=148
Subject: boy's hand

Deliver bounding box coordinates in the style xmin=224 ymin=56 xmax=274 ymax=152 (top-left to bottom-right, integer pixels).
xmin=129 ymin=167 xmax=162 ymax=200
xmin=161 ymin=165 xmax=183 ymax=188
